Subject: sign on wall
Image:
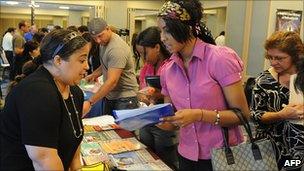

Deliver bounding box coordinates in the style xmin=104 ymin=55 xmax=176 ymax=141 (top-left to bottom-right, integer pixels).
xmin=276 ymin=9 xmax=302 ymax=33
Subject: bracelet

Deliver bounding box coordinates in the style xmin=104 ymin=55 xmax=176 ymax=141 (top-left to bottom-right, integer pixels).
xmin=200 ymin=109 xmax=204 ymax=122
xmin=214 ymin=110 xmax=220 ymax=125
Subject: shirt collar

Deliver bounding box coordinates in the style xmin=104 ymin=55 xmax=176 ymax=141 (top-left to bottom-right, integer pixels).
xmin=170 ymin=39 xmax=207 ymax=65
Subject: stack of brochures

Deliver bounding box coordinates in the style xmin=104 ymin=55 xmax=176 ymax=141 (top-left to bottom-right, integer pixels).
xmin=109 ymin=149 xmax=155 ymax=167
xmin=99 ymin=137 xmax=146 ymax=154
xmin=117 ymin=159 xmax=172 ymax=170
xmin=81 ymin=142 xmax=108 ymax=165
xmin=80 ymin=115 xmax=173 ymax=170
xmin=113 ymin=103 xmax=174 ymax=131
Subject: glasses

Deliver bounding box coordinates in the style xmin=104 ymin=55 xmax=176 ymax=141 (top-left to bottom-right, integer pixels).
xmin=265 ymin=54 xmax=289 ymax=62
xmin=51 ymin=32 xmax=80 ymax=58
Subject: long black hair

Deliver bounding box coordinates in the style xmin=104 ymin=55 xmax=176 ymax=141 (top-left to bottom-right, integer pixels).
xmin=135 ymin=26 xmax=171 ymax=59
xmin=159 ymin=0 xmax=215 ymax=45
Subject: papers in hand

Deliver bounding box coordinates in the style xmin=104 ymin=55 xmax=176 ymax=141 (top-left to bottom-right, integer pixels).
xmin=113 ymin=103 xmax=174 ymax=131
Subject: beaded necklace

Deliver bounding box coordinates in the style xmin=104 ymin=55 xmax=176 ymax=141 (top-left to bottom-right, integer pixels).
xmin=54 ymin=80 xmax=83 ymax=138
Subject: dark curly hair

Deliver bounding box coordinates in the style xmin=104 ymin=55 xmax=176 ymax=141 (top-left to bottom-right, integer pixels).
xmin=158 ymin=0 xmax=215 ymax=45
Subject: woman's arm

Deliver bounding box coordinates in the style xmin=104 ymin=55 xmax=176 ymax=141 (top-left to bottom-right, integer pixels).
xmin=69 ymin=145 xmax=82 ymax=171
xmin=25 ymin=145 xmax=64 ymax=170
xmin=161 ymin=81 xmax=250 ymax=127
xmin=251 ymin=79 xmax=304 ymax=124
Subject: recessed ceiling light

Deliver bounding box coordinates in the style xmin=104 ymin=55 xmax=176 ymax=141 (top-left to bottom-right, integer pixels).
xmin=59 ymin=6 xmax=69 ymax=10
xmin=6 ymin=1 xmax=19 ymax=5
xmin=28 ymin=4 xmax=40 ymax=8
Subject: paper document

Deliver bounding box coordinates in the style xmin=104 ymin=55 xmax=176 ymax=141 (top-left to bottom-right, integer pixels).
xmin=113 ymin=103 xmax=174 ymax=131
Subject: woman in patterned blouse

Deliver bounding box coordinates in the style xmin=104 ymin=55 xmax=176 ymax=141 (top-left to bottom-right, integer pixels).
xmin=251 ymin=31 xmax=304 ymax=171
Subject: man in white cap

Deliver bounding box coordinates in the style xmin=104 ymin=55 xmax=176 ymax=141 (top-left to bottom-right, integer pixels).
xmin=84 ymin=18 xmax=139 ymax=116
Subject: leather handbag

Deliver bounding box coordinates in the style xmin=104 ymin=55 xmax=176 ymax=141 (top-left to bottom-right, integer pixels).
xmin=211 ymin=109 xmax=278 ymax=171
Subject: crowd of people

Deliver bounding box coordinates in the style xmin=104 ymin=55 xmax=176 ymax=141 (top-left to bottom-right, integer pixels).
xmin=0 ymin=0 xmax=303 ymax=170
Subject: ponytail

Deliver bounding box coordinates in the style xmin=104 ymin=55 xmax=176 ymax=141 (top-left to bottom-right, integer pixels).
xmin=191 ymin=22 xmax=215 ymax=45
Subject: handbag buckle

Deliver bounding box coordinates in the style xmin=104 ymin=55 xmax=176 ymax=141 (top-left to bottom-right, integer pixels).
xmin=225 ymin=148 xmax=235 ymax=165
xmin=252 ymin=143 xmax=262 ymax=160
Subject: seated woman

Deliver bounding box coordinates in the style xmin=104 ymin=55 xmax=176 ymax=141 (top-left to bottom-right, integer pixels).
xmin=251 ymin=31 xmax=304 ymax=171
xmin=0 ymin=29 xmax=90 ymax=170
xmin=13 ymin=40 xmax=40 ymax=76
xmin=134 ymin=26 xmax=177 ymax=169
xmin=7 ymin=59 xmax=40 ymax=93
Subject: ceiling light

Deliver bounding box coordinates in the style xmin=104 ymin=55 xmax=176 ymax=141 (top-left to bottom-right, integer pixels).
xmin=6 ymin=1 xmax=19 ymax=5
xmin=59 ymin=6 xmax=69 ymax=10
xmin=28 ymin=4 xmax=40 ymax=8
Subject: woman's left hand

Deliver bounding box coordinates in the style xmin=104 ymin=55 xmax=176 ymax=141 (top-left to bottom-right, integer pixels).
xmin=161 ymin=109 xmax=202 ymax=128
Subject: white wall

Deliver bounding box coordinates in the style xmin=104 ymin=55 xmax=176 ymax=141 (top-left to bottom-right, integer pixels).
xmin=68 ymin=11 xmax=82 ymax=26
xmin=216 ymin=8 xmax=226 ymax=36
xmin=202 ymin=0 xmax=228 ymax=9
xmin=53 ymin=16 xmax=64 ymax=27
xmin=143 ymin=15 xmax=157 ymax=29
xmin=127 ymin=1 xmax=164 ymax=10
xmin=205 ymin=14 xmax=217 ymax=37
xmin=104 ymin=1 xmax=128 ymax=29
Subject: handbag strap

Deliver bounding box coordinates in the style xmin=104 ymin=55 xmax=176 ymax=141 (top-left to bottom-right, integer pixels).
xmin=221 ymin=108 xmax=263 ymax=162
xmin=222 ymin=127 xmax=235 ymax=165
xmin=230 ymin=108 xmax=254 ymax=142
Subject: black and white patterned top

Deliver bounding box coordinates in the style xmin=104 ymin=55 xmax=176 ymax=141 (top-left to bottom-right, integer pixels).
xmin=251 ymin=70 xmax=304 ymax=171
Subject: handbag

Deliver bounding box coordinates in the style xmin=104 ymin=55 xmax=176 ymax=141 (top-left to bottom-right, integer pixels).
xmin=211 ymin=108 xmax=278 ymax=171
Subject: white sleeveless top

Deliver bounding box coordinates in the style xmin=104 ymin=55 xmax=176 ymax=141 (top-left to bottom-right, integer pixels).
xmin=289 ymin=74 xmax=304 ymax=105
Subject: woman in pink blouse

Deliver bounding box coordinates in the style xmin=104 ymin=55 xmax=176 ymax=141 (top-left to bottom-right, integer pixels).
xmin=134 ymin=26 xmax=177 ymax=169
xmin=157 ymin=0 xmax=250 ymax=170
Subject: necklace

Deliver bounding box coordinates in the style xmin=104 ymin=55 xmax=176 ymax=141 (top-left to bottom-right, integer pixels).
xmin=62 ymin=93 xmax=83 ymax=138
xmin=54 ymin=79 xmax=83 ymax=138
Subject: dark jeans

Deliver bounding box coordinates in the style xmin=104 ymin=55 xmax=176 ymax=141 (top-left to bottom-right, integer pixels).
xmin=103 ymin=96 xmax=139 ymax=116
xmin=178 ymin=154 xmax=213 ymax=171
xmin=139 ymin=125 xmax=178 ymax=169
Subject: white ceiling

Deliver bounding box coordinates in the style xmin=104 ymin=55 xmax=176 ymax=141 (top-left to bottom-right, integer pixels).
xmin=0 ymin=0 xmax=93 ymax=11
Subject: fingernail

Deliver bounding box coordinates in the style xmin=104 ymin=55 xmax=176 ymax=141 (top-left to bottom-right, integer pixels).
xmin=159 ymin=118 xmax=164 ymax=121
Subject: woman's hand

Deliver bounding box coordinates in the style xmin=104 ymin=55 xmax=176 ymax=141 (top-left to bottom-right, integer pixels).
xmin=85 ymin=73 xmax=98 ymax=83
xmin=161 ymin=109 xmax=202 ymax=128
xmin=137 ymin=93 xmax=151 ymax=106
xmin=150 ymin=88 xmax=163 ymax=104
xmin=279 ymin=104 xmax=304 ymax=120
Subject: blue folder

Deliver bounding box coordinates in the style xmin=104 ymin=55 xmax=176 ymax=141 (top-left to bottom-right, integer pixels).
xmin=113 ymin=103 xmax=174 ymax=131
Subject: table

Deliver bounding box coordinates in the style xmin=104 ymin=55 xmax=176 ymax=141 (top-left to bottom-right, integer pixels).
xmin=81 ymin=116 xmax=172 ymax=171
